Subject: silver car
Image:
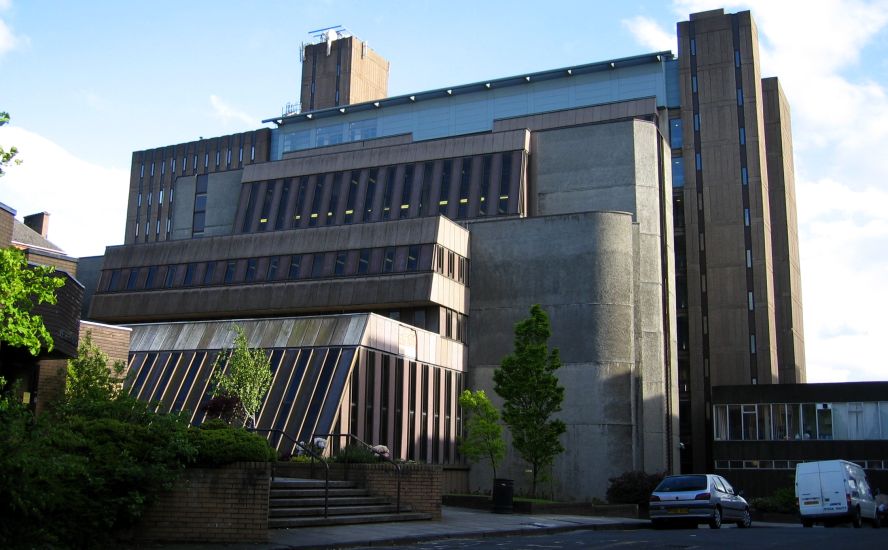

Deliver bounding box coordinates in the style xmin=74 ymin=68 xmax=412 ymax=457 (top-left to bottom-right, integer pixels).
xmin=648 ymin=474 xmax=751 ymax=529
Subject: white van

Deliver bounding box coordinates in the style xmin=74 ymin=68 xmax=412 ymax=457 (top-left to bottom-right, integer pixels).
xmin=795 ymin=460 xmax=879 ymax=527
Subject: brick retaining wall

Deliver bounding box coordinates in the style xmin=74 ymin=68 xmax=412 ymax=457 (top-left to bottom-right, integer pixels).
xmin=275 ymin=462 xmax=442 ymax=519
xmin=134 ymin=462 xmax=270 ymax=543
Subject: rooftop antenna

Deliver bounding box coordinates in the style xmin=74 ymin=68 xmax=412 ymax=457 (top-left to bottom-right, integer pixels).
xmin=308 ymin=25 xmax=349 ymax=55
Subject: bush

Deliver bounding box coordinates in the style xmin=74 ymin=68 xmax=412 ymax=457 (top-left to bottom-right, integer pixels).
xmin=331 ymin=443 xmax=381 ymax=463
xmin=606 ymin=470 xmax=666 ymax=506
xmin=189 ymin=421 xmax=278 ymax=466
xmin=750 ymin=487 xmax=798 ymax=514
xmin=0 ymin=394 xmax=195 ymax=548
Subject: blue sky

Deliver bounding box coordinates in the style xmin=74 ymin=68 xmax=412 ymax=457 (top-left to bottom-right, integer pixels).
xmin=2 ymin=0 xmax=888 ymax=383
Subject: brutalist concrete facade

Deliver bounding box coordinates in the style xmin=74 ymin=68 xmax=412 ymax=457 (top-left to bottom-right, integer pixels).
xmin=86 ymin=6 xmax=804 ymax=500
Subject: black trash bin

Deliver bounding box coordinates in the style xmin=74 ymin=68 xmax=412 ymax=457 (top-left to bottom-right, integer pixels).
xmin=491 ymin=478 xmax=514 ymax=513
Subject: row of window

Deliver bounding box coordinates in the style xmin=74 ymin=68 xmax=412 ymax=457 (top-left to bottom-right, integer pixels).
xmin=100 ymin=243 xmax=468 ymax=293
xmin=715 ymin=459 xmax=888 ymax=471
xmin=236 ymin=152 xmax=522 ymax=234
xmin=713 ymin=402 xmax=888 ymax=442
xmin=342 ymin=350 xmax=464 ymax=464
xmin=139 ymin=142 xmax=256 ymax=180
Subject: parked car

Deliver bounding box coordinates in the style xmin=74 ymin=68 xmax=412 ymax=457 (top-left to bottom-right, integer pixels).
xmin=796 ymin=460 xmax=879 ymax=528
xmin=649 ymin=474 xmax=751 ymax=529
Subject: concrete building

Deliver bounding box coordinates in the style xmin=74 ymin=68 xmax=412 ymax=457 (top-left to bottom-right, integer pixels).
xmin=87 ymin=7 xmax=804 ymax=499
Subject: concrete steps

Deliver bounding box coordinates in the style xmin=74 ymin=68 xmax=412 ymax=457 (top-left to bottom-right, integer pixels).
xmin=268 ymin=477 xmax=432 ymax=528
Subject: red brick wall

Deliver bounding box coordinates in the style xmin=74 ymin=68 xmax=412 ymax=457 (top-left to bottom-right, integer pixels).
xmin=134 ymin=462 xmax=270 ymax=543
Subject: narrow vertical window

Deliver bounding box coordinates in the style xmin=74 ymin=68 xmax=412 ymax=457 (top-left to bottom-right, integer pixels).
xmin=226 ymin=148 xmax=231 ymax=167
xmin=746 ymin=249 xmax=752 ymax=268
xmin=311 ymin=253 xmax=325 ymax=278
xmin=739 ymin=127 xmax=746 ymax=145
xmin=184 ymin=263 xmax=195 ymax=286
xmin=292 ymin=175 xmax=309 ymax=225
xmin=479 ymin=155 xmax=492 ymax=216
xmin=692 ymin=75 xmax=698 ymax=93
xmin=165 ymin=266 xmax=176 ymax=288
xmin=250 ymin=145 xmax=255 ymax=161
xmin=406 ymin=245 xmax=419 ymax=271
xmin=400 ymin=164 xmax=414 ymax=218
xmin=275 ymin=179 xmax=292 ymax=230
xmin=457 ymin=157 xmax=471 ymax=219
xmin=383 ymin=247 xmax=395 ymax=273
xmin=382 ymin=166 xmax=396 ymax=220
xmin=748 ymin=291 xmax=754 ymax=310
xmin=288 ymin=255 xmax=302 ymax=279
xmin=203 ymin=261 xmax=216 ymax=285
xmin=215 ymin=150 xmax=220 ymax=167
xmin=737 ymin=88 xmax=744 ymax=105
xmin=741 ymin=167 xmax=748 ymax=185
xmin=438 ymin=160 xmax=452 ymax=214
xmin=326 ymin=172 xmax=342 ymax=225
xmin=344 ymin=170 xmax=360 ymax=224
xmin=695 ymin=153 xmax=702 ymax=171
xmin=223 ymin=260 xmax=237 ymax=284
xmin=334 ymin=251 xmax=347 ymax=275
xmin=735 ymin=50 xmax=741 ymax=67
xmin=309 ymin=177 xmax=324 ymax=227
xmin=204 ymin=152 xmax=209 ymax=169
xmin=363 ymin=168 xmax=378 ymax=222
xmin=498 ymin=152 xmax=512 ymax=214
xmin=267 ymin=256 xmax=279 ymax=280
xmin=357 ymin=249 xmax=370 ymax=274
xmin=690 ymin=39 xmax=696 ymax=56
xmin=245 ymin=258 xmax=257 ymax=282
xmin=744 ymin=208 xmax=750 ymax=226
xmin=420 ymin=162 xmax=434 ymax=217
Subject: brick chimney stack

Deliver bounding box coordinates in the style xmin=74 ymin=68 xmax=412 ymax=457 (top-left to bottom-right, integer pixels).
xmin=24 ymin=212 xmax=50 ymax=238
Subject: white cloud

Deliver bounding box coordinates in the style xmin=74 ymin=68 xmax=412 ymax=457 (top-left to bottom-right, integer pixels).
xmin=621 ymin=16 xmax=676 ymax=53
xmin=209 ymin=94 xmax=255 ymax=127
xmin=0 ymin=17 xmax=19 ymax=57
xmin=0 ymin=126 xmax=128 ymax=257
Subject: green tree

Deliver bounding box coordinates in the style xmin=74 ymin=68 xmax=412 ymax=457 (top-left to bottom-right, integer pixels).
xmin=1 ymin=111 xmax=22 ymax=176
xmin=0 ymin=247 xmax=65 ymax=355
xmin=493 ymin=304 xmax=566 ymax=497
xmin=210 ymin=325 xmax=272 ymax=427
xmin=65 ymin=330 xmax=127 ymax=403
xmin=458 ymin=389 xmax=506 ymax=483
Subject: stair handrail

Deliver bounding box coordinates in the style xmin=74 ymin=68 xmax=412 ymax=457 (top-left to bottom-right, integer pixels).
xmin=312 ymin=432 xmax=402 ymax=515
xmin=248 ymin=427 xmax=330 ymax=519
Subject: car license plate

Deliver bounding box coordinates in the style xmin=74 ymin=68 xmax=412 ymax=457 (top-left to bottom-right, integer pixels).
xmin=803 ymin=499 xmax=819 ymax=505
xmin=668 ymin=508 xmax=689 ymax=514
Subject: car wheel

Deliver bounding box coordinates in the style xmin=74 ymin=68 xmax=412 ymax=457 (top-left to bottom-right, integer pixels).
xmin=709 ymin=507 xmax=722 ymax=529
xmin=801 ymin=518 xmax=814 ymax=528
xmin=852 ymin=506 xmax=862 ymax=528
xmin=737 ymin=508 xmax=751 ymax=528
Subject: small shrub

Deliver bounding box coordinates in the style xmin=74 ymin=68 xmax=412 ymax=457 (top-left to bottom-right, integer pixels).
xmin=190 ymin=423 xmax=277 ymax=466
xmin=331 ymin=443 xmax=380 ymax=463
xmin=751 ymin=487 xmax=798 ymax=514
xmin=606 ymin=470 xmax=666 ymax=506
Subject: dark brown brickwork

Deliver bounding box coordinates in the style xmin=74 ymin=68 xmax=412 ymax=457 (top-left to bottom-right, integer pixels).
xmin=33 ymin=272 xmax=82 ymax=359
xmin=134 ymin=462 xmax=270 ymax=544
xmin=23 ymin=249 xmax=78 ymax=277
xmin=34 ymin=359 xmax=66 ymax=414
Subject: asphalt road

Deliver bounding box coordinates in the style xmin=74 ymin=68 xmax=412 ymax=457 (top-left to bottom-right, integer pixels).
xmin=355 ymin=524 xmax=887 ymax=549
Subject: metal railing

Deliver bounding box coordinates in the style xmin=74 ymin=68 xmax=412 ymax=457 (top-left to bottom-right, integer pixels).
xmin=248 ymin=428 xmax=330 ymax=518
xmin=313 ymin=432 xmax=402 ymax=514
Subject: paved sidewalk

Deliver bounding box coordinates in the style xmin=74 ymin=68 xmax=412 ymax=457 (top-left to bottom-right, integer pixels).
xmin=155 ymin=506 xmax=649 ymax=549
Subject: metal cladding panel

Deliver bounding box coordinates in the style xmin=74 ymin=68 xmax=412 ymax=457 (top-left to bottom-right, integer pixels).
xmin=127 ymin=315 xmax=371 ymax=352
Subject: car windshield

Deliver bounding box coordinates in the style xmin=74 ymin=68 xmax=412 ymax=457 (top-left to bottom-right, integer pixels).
xmin=654 ymin=475 xmax=708 ymax=492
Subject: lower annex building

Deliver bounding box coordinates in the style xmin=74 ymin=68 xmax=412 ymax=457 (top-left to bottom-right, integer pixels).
xmin=87 ymin=7 xmax=804 ymax=499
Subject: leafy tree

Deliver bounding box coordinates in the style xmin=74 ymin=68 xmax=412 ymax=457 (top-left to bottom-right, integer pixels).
xmin=0 ymin=247 xmax=65 ymax=355
xmin=458 ymin=389 xmax=506 ymax=483
xmin=65 ymin=330 xmax=126 ymax=403
xmin=1 ymin=111 xmax=22 ymax=176
xmin=493 ymin=304 xmax=566 ymax=497
xmin=210 ymin=325 xmax=272 ymax=427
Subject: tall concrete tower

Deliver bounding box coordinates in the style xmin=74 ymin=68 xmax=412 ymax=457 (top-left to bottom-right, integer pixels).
xmin=676 ymin=8 xmax=806 ymax=472
xmin=300 ymin=28 xmax=390 ymax=112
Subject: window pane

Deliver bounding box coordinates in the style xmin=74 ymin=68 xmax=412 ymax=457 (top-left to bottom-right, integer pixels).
xmin=816 ymin=405 xmax=833 ymax=440
xmin=802 ymin=403 xmax=816 ymax=439
xmin=669 ymin=118 xmax=683 ymax=149
xmin=672 ymin=157 xmax=685 ymax=188
xmin=728 ymin=404 xmax=741 ymax=440
xmin=714 ymin=405 xmax=728 ymax=440
xmin=832 ymin=402 xmax=848 ymax=439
